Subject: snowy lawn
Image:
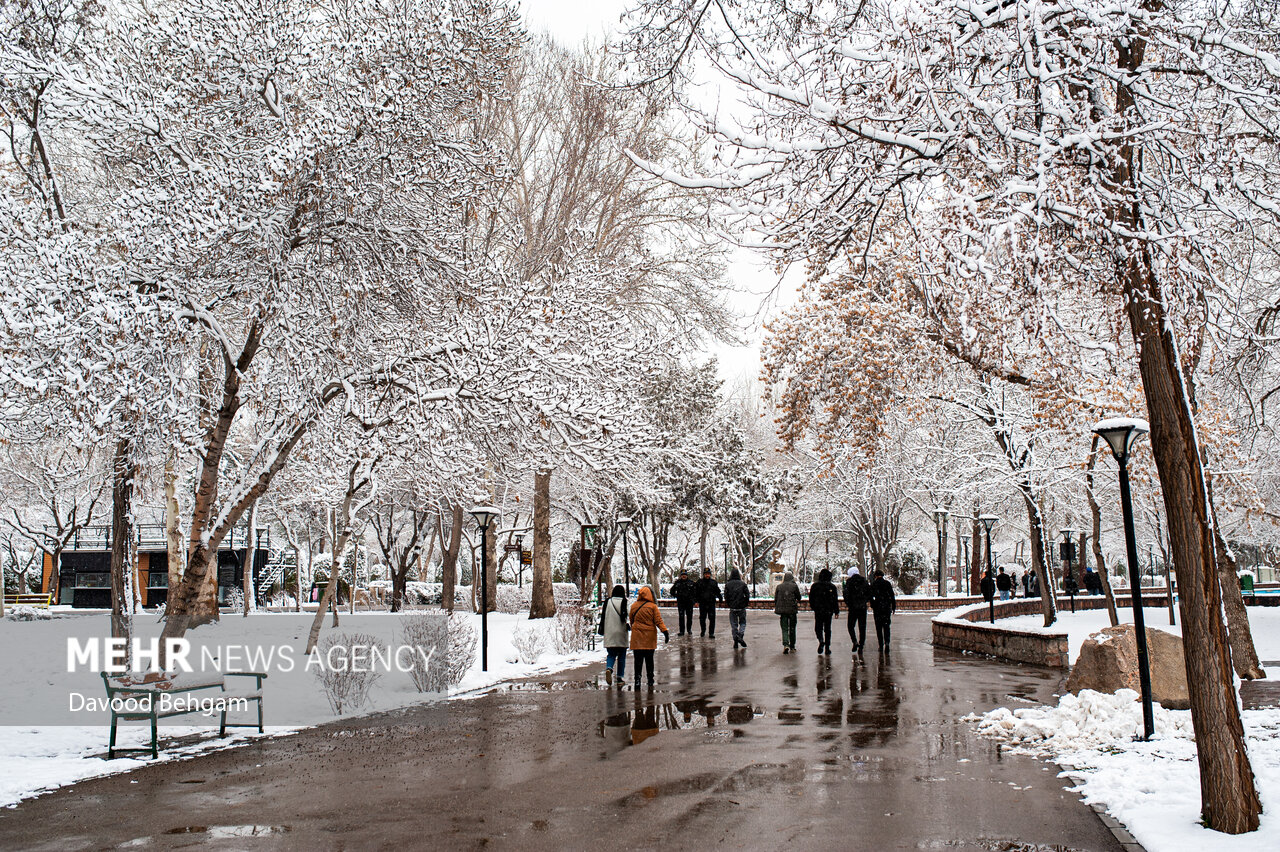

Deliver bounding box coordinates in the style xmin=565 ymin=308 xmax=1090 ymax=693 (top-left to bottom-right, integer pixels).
xmin=975 ymin=606 xmax=1280 ymax=852
xmin=0 ymin=609 xmax=598 ymax=808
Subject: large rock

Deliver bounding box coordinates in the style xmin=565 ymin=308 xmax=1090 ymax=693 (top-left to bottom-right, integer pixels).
xmin=1066 ymin=624 xmax=1190 ymax=710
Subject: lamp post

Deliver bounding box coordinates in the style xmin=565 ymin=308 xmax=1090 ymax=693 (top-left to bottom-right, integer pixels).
xmin=1061 ymin=528 xmax=1080 ymax=613
xmin=469 ymin=505 xmax=498 ymax=672
xmin=515 ymin=534 xmax=524 ymax=588
xmin=933 ymin=508 xmax=950 ymax=598
xmin=749 ymin=529 xmax=757 ymax=598
xmin=1094 ymin=417 xmax=1155 ymax=740
xmin=721 ymin=541 xmax=730 ymax=581
xmin=959 ymin=532 xmax=971 ymax=595
xmin=617 ymin=517 xmax=633 ymax=598
xmin=980 ymin=515 xmax=997 ymax=623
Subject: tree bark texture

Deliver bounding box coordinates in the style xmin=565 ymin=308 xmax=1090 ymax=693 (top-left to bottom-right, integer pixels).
xmin=440 ymin=503 xmax=462 ymax=612
xmin=1086 ymin=442 xmax=1121 ymax=627
xmin=1214 ymin=529 xmax=1266 ymax=680
xmin=164 ymin=447 xmax=184 ymax=593
xmin=530 ymin=470 xmax=556 ymax=618
xmin=109 ymin=438 xmax=138 ymax=667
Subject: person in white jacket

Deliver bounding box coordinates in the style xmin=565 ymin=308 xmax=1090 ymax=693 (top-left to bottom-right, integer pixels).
xmin=599 ymin=584 xmax=629 ymax=686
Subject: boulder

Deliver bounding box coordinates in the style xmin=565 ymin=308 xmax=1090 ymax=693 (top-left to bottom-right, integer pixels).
xmin=1066 ymin=624 xmax=1190 ymax=710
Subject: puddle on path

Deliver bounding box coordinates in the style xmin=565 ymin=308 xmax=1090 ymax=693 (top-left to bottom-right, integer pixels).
xmin=596 ymin=695 xmax=763 ymax=755
xmin=165 ymin=825 xmax=292 ymax=837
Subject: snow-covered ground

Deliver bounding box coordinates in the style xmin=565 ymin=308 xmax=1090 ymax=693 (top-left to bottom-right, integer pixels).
xmin=0 ymin=609 xmax=597 ymax=808
xmin=975 ymin=607 xmax=1280 ymax=852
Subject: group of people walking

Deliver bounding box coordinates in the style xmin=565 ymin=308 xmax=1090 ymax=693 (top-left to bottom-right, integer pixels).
xmin=772 ymin=567 xmax=896 ymax=655
xmin=599 ymin=565 xmax=899 ymax=689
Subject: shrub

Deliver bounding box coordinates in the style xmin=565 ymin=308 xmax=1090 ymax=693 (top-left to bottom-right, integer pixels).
xmin=885 ymin=541 xmax=929 ymax=595
xmin=313 ymin=632 xmax=383 ymax=714
xmin=551 ymin=607 xmax=592 ymax=655
xmin=511 ymin=624 xmax=548 ymax=665
xmin=5 ymin=605 xmax=51 ymax=621
xmin=398 ymin=613 xmax=449 ymax=693
xmin=445 ymin=612 xmax=478 ymax=686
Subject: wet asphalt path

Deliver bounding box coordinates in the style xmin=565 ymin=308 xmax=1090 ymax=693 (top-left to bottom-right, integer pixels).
xmin=0 ymin=613 xmax=1122 ymax=851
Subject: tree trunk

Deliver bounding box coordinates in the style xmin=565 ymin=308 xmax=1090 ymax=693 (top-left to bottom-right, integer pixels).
xmin=1086 ymin=442 xmax=1121 ymax=626
xmin=698 ymin=522 xmax=708 ymax=575
xmin=484 ymin=522 xmax=498 ymax=614
xmin=440 ymin=503 xmax=462 ymax=612
xmin=109 ymin=438 xmax=137 ymax=668
xmin=1121 ymin=247 xmax=1262 ymax=831
xmin=242 ymin=500 xmax=257 ymax=616
xmin=164 ymin=447 xmax=184 ymax=594
xmin=530 ymin=469 xmax=556 ymax=618
xmin=970 ymin=510 xmax=984 ymax=594
xmin=1214 ymin=529 xmax=1265 ymax=680
xmin=1022 ymin=495 xmax=1057 ymax=627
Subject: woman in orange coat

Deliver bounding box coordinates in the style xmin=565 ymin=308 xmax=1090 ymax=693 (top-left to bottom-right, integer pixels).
xmin=629 ymin=585 xmax=669 ymax=689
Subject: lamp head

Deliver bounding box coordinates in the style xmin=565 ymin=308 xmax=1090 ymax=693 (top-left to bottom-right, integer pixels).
xmin=1094 ymin=417 xmax=1150 ymax=463
xmin=616 ymin=516 xmax=633 ymax=532
xmin=979 ymin=514 xmax=998 ymax=533
xmin=932 ymin=507 xmax=949 ymax=526
xmin=469 ymin=505 xmax=499 ymax=531
xmin=1061 ymin=527 xmax=1079 ymax=544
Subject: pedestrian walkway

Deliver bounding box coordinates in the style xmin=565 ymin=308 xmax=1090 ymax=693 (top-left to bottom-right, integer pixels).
xmin=0 ymin=614 xmax=1124 ymax=851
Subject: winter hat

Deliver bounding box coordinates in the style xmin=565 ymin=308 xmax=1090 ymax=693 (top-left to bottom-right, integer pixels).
xmin=847 ymin=567 xmax=859 ymax=578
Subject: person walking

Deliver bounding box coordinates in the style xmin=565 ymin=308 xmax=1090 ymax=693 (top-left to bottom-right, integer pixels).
xmin=598 ymin=584 xmax=629 ymax=686
xmin=723 ymin=568 xmax=750 ymax=649
xmin=671 ymin=570 xmax=696 ymax=636
xmin=1008 ymin=570 xmax=1019 ymax=598
xmin=869 ymin=569 xmax=896 ymax=652
xmin=1021 ymin=570 xmax=1031 ymax=597
xmin=773 ymin=571 xmax=801 ymax=654
xmin=809 ymin=568 xmax=840 ymax=654
xmin=842 ymin=567 xmax=870 ymax=655
xmin=695 ymin=568 xmax=723 ymax=638
xmin=629 ymin=585 xmax=669 ymax=689
xmin=980 ymin=569 xmax=996 ymax=602
xmin=996 ymin=566 xmax=1012 ymax=600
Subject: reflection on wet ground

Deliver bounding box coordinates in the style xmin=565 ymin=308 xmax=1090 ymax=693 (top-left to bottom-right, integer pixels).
xmin=596 ymin=693 xmax=761 ymax=755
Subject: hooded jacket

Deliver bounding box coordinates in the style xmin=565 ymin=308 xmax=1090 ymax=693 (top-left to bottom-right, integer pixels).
xmin=670 ymin=576 xmax=697 ymax=606
xmin=809 ymin=569 xmax=840 ymax=615
xmin=629 ymin=586 xmax=669 ymax=650
xmin=723 ymin=569 xmax=750 ymax=609
xmin=843 ymin=571 xmax=871 ymax=610
xmin=773 ymin=572 xmax=801 ymax=615
xmin=695 ymin=574 xmax=723 ymax=607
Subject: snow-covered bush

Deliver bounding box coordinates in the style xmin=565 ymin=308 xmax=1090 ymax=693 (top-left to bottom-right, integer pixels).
xmin=512 ymin=624 xmax=548 ymax=665
xmin=884 ymin=541 xmax=929 ymax=595
xmin=551 ymin=607 xmax=592 ymax=655
xmin=313 ymin=632 xmax=383 ymax=714
xmin=223 ymin=587 xmax=244 ymax=611
xmin=496 ymin=584 xmax=531 ymax=613
xmin=445 ymin=613 xmax=478 ymax=686
xmin=5 ymin=605 xmax=51 ymax=621
xmin=399 ymin=613 xmax=448 ymax=693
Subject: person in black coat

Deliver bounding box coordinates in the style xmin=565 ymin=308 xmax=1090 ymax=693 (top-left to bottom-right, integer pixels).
xmin=723 ymin=568 xmax=750 ymax=648
xmin=980 ymin=570 xmax=996 ymax=602
xmin=996 ymin=567 xmax=1013 ymax=600
xmin=809 ymin=568 xmax=840 ymax=654
xmin=869 ymin=570 xmax=897 ymax=652
xmin=695 ymin=568 xmax=723 ymax=639
xmin=842 ymin=567 xmax=871 ymax=655
xmin=671 ymin=570 xmax=696 ymax=636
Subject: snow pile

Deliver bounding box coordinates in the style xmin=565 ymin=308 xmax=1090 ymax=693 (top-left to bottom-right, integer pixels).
xmin=976 ymin=689 xmax=1280 ymax=852
xmin=4 ymin=605 xmax=52 ymax=621
xmin=976 ymin=688 xmax=1193 ymax=751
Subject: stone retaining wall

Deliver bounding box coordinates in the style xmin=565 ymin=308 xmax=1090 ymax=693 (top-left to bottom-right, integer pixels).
xmin=931 ymin=592 xmax=1173 ymax=668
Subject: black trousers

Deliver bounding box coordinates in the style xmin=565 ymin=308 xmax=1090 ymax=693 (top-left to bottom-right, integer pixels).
xmin=872 ymin=608 xmax=892 ymax=647
xmin=847 ymin=608 xmax=867 ymax=650
xmin=633 ymin=649 xmax=655 ymax=684
xmin=814 ymin=612 xmax=833 ymax=649
xmin=699 ymin=604 xmax=716 ymax=635
xmin=677 ymin=604 xmax=694 ymax=634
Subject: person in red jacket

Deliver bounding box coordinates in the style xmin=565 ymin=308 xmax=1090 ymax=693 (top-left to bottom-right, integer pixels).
xmin=629 ymin=586 xmax=669 ymax=689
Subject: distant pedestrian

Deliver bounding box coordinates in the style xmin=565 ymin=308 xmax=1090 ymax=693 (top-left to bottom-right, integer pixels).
xmin=671 ymin=570 xmax=696 ymax=636
xmin=1021 ymin=571 xmax=1031 ymax=597
xmin=598 ymin=584 xmax=629 ymax=687
xmin=1085 ymin=568 xmax=1102 ymax=595
xmin=1008 ymin=571 xmax=1019 ymax=598
xmin=996 ymin=567 xmax=1012 ymax=600
xmin=629 ymin=586 xmax=669 ymax=689
xmin=809 ymin=568 xmax=840 ymax=654
xmin=869 ymin=570 xmax=896 ymax=652
xmin=695 ymin=568 xmax=723 ymax=639
xmin=724 ymin=568 xmax=750 ymax=649
xmin=980 ymin=569 xmax=996 ymax=602
xmin=843 ymin=567 xmax=870 ymax=655
xmin=1028 ymin=569 xmax=1040 ymax=598
xmin=773 ymin=571 xmax=801 ymax=654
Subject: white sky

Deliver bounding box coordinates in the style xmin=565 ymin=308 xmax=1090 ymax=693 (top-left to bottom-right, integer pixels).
xmin=519 ymin=0 xmax=798 ymax=386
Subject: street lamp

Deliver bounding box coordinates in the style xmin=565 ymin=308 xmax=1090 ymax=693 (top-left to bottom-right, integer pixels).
xmin=980 ymin=515 xmax=998 ymax=623
xmin=721 ymin=541 xmax=730 ymax=581
xmin=933 ymin=508 xmax=950 ymax=598
xmin=959 ymin=531 xmax=971 ymax=595
xmin=1094 ymin=416 xmax=1154 ymax=740
xmin=515 ymin=534 xmax=524 ymax=588
xmin=749 ymin=529 xmax=757 ymax=598
xmin=617 ymin=516 xmax=633 ymax=598
xmin=1061 ymin=528 xmax=1080 ymax=613
xmin=469 ymin=506 xmax=498 ymax=672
